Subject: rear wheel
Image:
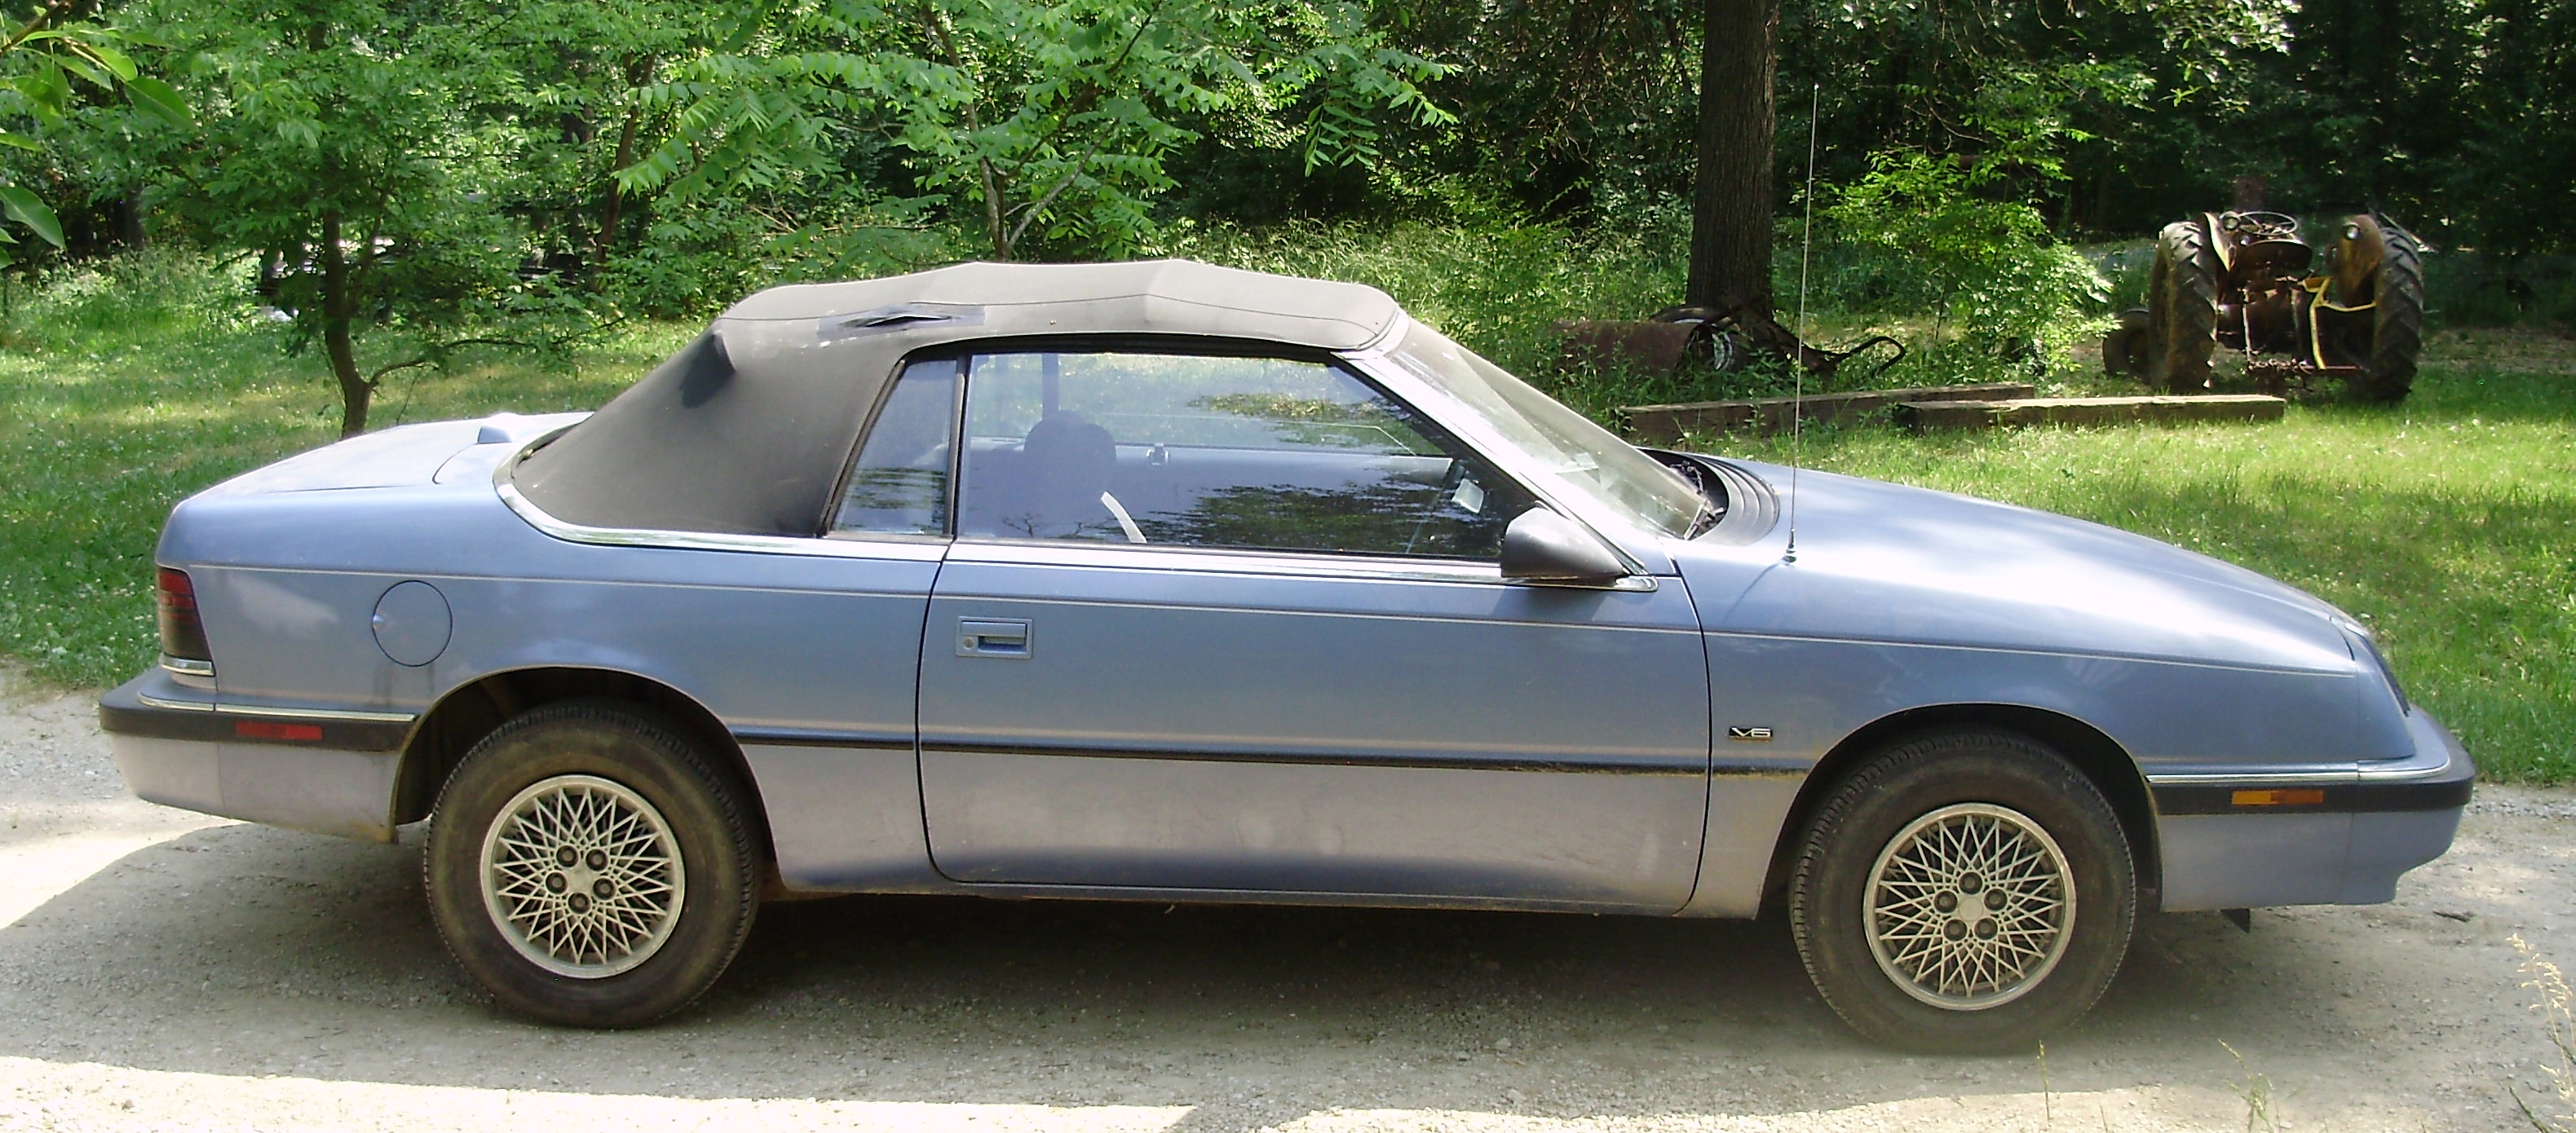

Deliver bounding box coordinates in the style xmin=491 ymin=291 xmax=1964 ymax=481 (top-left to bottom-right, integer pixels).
xmin=2146 ymin=220 xmax=2220 ymax=393
xmin=1789 ymin=730 xmax=2136 ymax=1052
xmin=2350 ymin=218 xmax=2424 ymax=403
xmin=425 ymin=701 xmax=760 ymax=1027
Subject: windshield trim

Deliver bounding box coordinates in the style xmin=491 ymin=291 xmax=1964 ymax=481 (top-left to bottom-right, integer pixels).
xmin=1367 ymin=321 xmax=1709 ymax=541
xmin=1337 ymin=351 xmax=1662 ymax=575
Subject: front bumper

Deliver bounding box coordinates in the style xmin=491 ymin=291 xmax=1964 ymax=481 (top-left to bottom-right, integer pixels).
xmin=98 ymin=670 xmax=417 ymax=842
xmin=2152 ymin=709 xmax=2476 ymax=911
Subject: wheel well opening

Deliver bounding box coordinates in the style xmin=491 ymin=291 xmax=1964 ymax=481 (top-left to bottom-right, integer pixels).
xmin=1756 ymin=705 xmax=2160 ymax=915
xmin=392 ymin=668 xmax=771 ymax=858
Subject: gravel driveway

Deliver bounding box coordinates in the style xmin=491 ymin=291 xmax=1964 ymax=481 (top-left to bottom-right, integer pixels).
xmin=5 ymin=672 xmax=2573 ymax=1133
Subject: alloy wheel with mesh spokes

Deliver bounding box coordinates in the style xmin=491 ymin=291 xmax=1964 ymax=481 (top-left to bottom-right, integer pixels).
xmin=479 ymin=774 xmax=687 ymax=978
xmin=1862 ymin=802 xmax=2074 ymax=1010
xmin=1790 ymin=730 xmax=2135 ymax=1052
xmin=426 ymin=700 xmax=759 ymax=1028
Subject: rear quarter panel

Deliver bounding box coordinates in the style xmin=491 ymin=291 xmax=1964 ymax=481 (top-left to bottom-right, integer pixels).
xmin=159 ymin=442 xmax=939 ymax=873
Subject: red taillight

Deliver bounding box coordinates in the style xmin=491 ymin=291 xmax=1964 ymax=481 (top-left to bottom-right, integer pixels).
xmin=155 ymin=566 xmax=213 ymax=664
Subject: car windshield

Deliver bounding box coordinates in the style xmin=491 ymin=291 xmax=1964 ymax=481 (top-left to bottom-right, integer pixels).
xmin=1385 ymin=322 xmax=1708 ymax=538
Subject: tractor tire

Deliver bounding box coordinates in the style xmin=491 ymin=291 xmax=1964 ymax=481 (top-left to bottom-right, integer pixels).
xmin=2350 ymin=219 xmax=2424 ymax=403
xmin=2101 ymin=309 xmax=2150 ymax=377
xmin=2146 ymin=220 xmax=2220 ymax=393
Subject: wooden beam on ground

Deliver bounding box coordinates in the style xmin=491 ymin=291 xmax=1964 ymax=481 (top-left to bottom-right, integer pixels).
xmin=1623 ymin=382 xmax=2036 ymax=443
xmin=1896 ymin=395 xmax=2287 ymax=433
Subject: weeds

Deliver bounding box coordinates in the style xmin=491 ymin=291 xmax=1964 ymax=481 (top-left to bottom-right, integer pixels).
xmin=2220 ymin=1041 xmax=2284 ymax=1133
xmin=2516 ymin=936 xmax=2576 ymax=1132
xmin=1166 ymin=216 xmax=2110 ymax=421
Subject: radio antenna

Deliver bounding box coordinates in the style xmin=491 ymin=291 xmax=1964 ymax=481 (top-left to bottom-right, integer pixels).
xmin=1785 ymin=81 xmax=1819 ymax=565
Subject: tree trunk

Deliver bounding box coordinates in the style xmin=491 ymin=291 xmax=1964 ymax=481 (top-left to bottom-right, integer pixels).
xmin=1685 ymin=0 xmax=1778 ymax=317
xmin=319 ymin=210 xmax=369 ymax=438
xmin=116 ymin=196 xmax=147 ymax=250
xmin=592 ymin=55 xmax=654 ymax=274
xmin=1683 ymin=0 xmax=1835 ymax=375
xmin=594 ymin=104 xmax=638 ymax=263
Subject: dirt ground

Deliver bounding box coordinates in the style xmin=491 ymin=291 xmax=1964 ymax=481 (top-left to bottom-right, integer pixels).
xmin=5 ymin=673 xmax=2574 ymax=1133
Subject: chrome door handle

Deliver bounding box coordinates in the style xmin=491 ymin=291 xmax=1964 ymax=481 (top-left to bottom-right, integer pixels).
xmin=956 ymin=618 xmax=1032 ymax=658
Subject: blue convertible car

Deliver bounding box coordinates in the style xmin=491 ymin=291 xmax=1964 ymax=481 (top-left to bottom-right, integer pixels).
xmin=99 ymin=261 xmax=2471 ymax=1048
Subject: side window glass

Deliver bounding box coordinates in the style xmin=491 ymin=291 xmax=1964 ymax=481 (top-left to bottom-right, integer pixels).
xmin=832 ymin=359 xmax=957 ymax=535
xmin=954 ymin=350 xmax=1534 ymax=558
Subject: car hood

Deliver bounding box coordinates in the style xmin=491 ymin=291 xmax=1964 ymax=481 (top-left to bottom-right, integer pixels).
xmin=1682 ymin=463 xmax=2361 ymax=674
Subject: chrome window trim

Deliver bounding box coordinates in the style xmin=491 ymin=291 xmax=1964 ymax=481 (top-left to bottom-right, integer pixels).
xmin=137 ymin=690 xmax=417 ymax=725
xmin=944 ymin=537 xmax=1656 ymax=591
xmin=495 ymin=447 xmax=949 ymax=564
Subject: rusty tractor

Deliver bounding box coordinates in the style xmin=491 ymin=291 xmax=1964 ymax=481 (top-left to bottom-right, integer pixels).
xmin=2103 ymin=210 xmax=2424 ymax=402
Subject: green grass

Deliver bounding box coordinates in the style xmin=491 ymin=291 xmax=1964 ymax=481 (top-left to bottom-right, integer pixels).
xmin=3 ymin=252 xmax=2571 ymax=782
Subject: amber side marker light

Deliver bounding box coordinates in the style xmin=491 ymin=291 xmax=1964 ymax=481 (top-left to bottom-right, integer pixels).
xmin=2232 ymin=788 xmax=2327 ymax=807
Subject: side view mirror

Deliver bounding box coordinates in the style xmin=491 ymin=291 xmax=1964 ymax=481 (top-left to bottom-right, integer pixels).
xmin=1500 ymin=509 xmax=1629 ymax=585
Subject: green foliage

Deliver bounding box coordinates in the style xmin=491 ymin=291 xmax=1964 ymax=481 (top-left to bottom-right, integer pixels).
xmin=2426 ymin=252 xmax=2576 ymax=333
xmin=121 ymin=0 xmax=599 ymax=431
xmin=1824 ymin=150 xmax=2110 ymax=368
xmin=0 ymin=6 xmax=191 ymax=261
xmin=1798 ymin=67 xmax=2132 ymax=377
xmin=595 ymin=203 xmax=960 ymax=320
xmin=0 ymin=244 xmax=252 ymax=352
xmin=1167 ymin=214 xmax=1706 ymax=416
xmin=616 ymin=0 xmax=1451 ymax=262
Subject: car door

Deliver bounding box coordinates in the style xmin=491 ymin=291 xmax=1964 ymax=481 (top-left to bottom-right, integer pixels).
xmin=912 ymin=346 xmax=1712 ymax=911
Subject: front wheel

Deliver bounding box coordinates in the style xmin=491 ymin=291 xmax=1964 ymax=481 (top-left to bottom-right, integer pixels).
xmin=1789 ymin=730 xmax=2135 ymax=1052
xmin=425 ymin=701 xmax=761 ymax=1027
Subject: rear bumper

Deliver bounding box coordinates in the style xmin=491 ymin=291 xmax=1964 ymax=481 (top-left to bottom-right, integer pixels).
xmin=98 ymin=672 xmax=416 ymax=842
xmin=2152 ymin=709 xmax=2475 ymax=911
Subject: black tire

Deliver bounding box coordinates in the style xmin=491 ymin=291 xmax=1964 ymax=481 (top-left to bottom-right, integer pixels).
xmin=425 ymin=701 xmax=761 ymax=1027
xmin=2101 ymin=308 xmax=2150 ymax=377
xmin=1789 ymin=730 xmax=2136 ymax=1053
xmin=2145 ymin=220 xmax=2220 ymax=393
xmin=2350 ymin=218 xmax=2424 ymax=403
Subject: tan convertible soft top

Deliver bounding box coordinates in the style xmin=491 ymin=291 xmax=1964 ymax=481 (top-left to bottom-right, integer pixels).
xmin=720 ymin=259 xmax=1402 ymax=350
xmin=513 ymin=260 xmax=1407 ymax=537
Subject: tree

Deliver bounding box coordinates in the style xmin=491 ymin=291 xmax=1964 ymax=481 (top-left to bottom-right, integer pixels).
xmin=1683 ymin=0 xmax=1774 ymax=321
xmin=617 ymin=0 xmax=1452 ymax=262
xmin=147 ymin=0 xmax=546 ymax=437
xmin=0 ymin=0 xmax=189 ymax=262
